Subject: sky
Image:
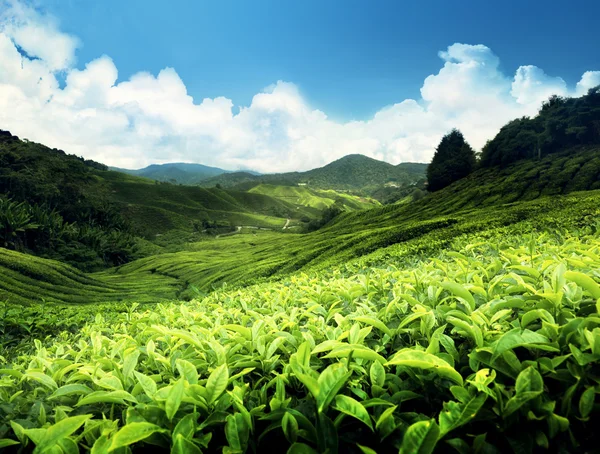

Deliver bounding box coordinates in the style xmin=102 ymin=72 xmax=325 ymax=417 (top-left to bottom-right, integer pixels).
xmin=0 ymin=0 xmax=599 ymax=172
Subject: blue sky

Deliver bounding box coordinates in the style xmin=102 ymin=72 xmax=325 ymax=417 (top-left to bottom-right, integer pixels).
xmin=0 ymin=0 xmax=599 ymax=171
xmin=42 ymin=0 xmax=600 ymax=121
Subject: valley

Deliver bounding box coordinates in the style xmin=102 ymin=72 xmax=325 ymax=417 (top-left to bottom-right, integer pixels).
xmin=1 ymin=87 xmax=600 ymax=453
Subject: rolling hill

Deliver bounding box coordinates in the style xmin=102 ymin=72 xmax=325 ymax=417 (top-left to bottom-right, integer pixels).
xmin=110 ymin=162 xmax=233 ymax=185
xmin=2 ymin=142 xmax=600 ymax=305
xmin=199 ymin=154 xmax=428 ymax=195
xmin=247 ymin=183 xmax=379 ymax=211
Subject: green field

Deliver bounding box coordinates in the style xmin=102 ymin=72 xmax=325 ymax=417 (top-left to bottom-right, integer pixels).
xmin=2 ymin=119 xmax=600 ymax=451
xmin=1 ymin=195 xmax=599 ymax=452
xmin=248 ymin=184 xmax=379 ymax=211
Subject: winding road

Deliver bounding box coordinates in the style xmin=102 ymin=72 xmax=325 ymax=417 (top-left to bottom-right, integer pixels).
xmin=216 ymin=219 xmax=290 ymax=239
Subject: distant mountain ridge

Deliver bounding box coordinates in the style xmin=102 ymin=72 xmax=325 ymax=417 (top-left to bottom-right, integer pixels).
xmin=110 ymin=162 xmax=239 ymax=185
xmin=199 ymin=154 xmax=428 ymax=193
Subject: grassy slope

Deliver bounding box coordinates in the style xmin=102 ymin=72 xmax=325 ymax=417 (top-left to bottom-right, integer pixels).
xmin=200 ymin=155 xmax=427 ymax=191
xmin=0 ymin=248 xmax=180 ymax=305
xmin=2 ymin=147 xmax=599 ymax=305
xmin=2 ymin=222 xmax=599 ymax=452
xmin=2 ymin=189 xmax=597 ymax=305
xmin=99 ymin=171 xmax=309 ymax=236
xmin=248 ymin=184 xmax=379 ymax=211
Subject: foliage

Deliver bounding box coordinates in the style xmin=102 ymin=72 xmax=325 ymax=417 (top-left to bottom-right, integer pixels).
xmin=0 ymin=131 xmax=136 ymax=269
xmin=417 ymin=146 xmax=600 ymax=214
xmin=427 ymin=130 xmax=476 ymax=192
xmin=480 ymin=86 xmax=600 ymax=167
xmin=200 ymin=155 xmax=427 ymax=198
xmin=2 ymin=221 xmax=600 ymax=452
xmin=248 ymin=184 xmax=378 ymax=212
xmin=304 ymin=205 xmax=344 ymax=232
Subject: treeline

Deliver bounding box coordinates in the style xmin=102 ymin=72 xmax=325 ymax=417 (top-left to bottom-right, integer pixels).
xmin=0 ymin=131 xmax=135 ymax=270
xmin=481 ymin=86 xmax=600 ymax=167
xmin=427 ymin=86 xmax=600 ymax=191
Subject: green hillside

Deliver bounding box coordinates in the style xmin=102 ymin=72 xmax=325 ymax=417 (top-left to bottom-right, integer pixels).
xmin=3 ymin=91 xmax=600 ymax=452
xmin=200 ymin=155 xmax=427 ymax=198
xmin=101 ymin=171 xmax=304 ymax=237
xmin=0 ymin=247 xmax=179 ymax=305
xmin=2 ymin=183 xmax=597 ymax=305
xmin=248 ymin=184 xmax=379 ymax=211
xmin=0 ymin=132 xmax=322 ymax=266
xmin=110 ymin=162 xmax=232 ymax=185
xmin=2 ymin=185 xmax=600 ymax=452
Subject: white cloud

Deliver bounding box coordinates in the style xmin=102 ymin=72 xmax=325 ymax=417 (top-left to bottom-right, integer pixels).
xmin=575 ymin=71 xmax=600 ymax=96
xmin=0 ymin=0 xmax=79 ymax=71
xmin=0 ymin=1 xmax=598 ymax=172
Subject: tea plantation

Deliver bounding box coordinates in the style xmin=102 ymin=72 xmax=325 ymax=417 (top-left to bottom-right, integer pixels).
xmin=1 ymin=190 xmax=600 ymax=453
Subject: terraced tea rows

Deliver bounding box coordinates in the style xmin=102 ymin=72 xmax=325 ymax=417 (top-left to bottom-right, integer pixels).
xmin=1 ymin=222 xmax=599 ymax=452
xmin=0 ymin=249 xmax=180 ymax=305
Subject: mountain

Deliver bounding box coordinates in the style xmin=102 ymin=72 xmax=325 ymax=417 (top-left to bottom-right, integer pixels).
xmin=247 ymin=183 xmax=379 ymax=211
xmin=110 ymin=162 xmax=234 ymax=185
xmin=0 ymin=131 xmax=317 ymax=269
xmin=199 ymin=154 xmax=428 ymax=197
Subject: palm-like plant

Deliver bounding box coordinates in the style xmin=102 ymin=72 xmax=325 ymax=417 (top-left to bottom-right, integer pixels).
xmin=0 ymin=198 xmax=39 ymax=249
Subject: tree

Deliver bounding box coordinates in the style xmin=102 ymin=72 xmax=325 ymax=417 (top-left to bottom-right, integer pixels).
xmin=426 ymin=129 xmax=476 ymax=192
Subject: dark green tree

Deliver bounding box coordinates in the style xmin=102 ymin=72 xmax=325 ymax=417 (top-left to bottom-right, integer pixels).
xmin=426 ymin=129 xmax=476 ymax=192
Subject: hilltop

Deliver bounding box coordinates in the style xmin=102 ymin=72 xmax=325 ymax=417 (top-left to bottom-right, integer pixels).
xmin=200 ymin=154 xmax=428 ymax=200
xmin=2 ymin=139 xmax=599 ymax=304
xmin=0 ymin=132 xmax=308 ymax=269
xmin=110 ymin=162 xmax=235 ymax=185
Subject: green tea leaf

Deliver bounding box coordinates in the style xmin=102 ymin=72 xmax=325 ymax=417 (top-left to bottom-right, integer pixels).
xmin=579 ymin=387 xmax=595 ymax=419
xmin=0 ymin=439 xmax=20 ymax=448
xmin=172 ymin=434 xmax=202 ymax=454
xmin=204 ymin=364 xmax=228 ymax=406
xmin=565 ymin=271 xmax=600 ymax=299
xmin=504 ymin=366 xmax=544 ymax=417
xmin=225 ymin=413 xmax=249 ymax=452
xmin=399 ymin=419 xmax=439 ymax=454
xmin=282 ymin=412 xmax=299 ymax=443
xmin=173 ymin=412 xmax=198 ymax=440
xmin=439 ymin=394 xmax=487 ymax=436
xmin=369 ymin=361 xmax=385 ymax=388
xmin=37 ymin=415 xmax=92 ymax=450
xmin=317 ymin=362 xmax=352 ymax=413
xmin=333 ymin=395 xmax=373 ymax=430
xmin=176 ymin=359 xmax=198 ymax=385
xmin=386 ymin=349 xmax=463 ymax=385
xmin=441 ymin=281 xmax=475 ymax=311
xmin=48 ymin=384 xmax=93 ymax=400
xmin=353 ymin=316 xmax=393 ymax=337
xmin=108 ymin=422 xmax=167 ymax=451
xmin=375 ymin=405 xmax=397 ymax=430
xmin=492 ymin=329 xmax=556 ymax=361
xmin=287 ymin=443 xmax=318 ymax=454
xmin=76 ymin=390 xmax=137 ymax=407
xmin=122 ymin=349 xmax=140 ymax=381
xmin=165 ymin=378 xmax=185 ymax=421
xmin=23 ymin=371 xmax=57 ymax=390
xmin=134 ymin=371 xmax=157 ymax=398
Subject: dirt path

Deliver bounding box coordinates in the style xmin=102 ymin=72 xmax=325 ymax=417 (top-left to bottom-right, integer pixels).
xmin=215 ymin=226 xmax=242 ymax=239
xmin=216 ymin=219 xmax=290 ymax=238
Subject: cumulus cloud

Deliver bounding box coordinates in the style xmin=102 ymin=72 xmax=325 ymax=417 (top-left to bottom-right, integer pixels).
xmin=0 ymin=1 xmax=598 ymax=172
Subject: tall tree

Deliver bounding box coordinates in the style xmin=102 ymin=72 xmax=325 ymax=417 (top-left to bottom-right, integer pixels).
xmin=426 ymin=129 xmax=476 ymax=192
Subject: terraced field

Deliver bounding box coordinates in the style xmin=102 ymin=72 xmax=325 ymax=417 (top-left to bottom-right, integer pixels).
xmin=102 ymin=174 xmax=304 ymax=236
xmin=1 ymin=205 xmax=599 ymax=452
xmin=1 ymin=190 xmax=598 ymax=305
xmin=248 ymin=184 xmax=379 ymax=211
xmin=0 ymin=248 xmax=180 ymax=305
